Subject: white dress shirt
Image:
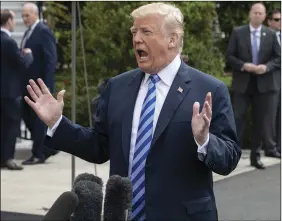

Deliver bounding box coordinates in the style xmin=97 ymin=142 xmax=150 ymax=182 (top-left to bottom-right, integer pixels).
xmin=47 ymin=55 xmax=209 ymax=173
xmin=276 ymin=31 xmax=281 ymax=46
xmin=249 ymin=24 xmax=262 ymax=51
xmin=1 ymin=27 xmax=11 ymax=37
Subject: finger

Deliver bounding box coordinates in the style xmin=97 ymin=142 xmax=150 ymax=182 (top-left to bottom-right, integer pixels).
xmin=29 ymin=79 xmax=43 ymax=97
xmin=204 ymin=101 xmax=212 ymax=120
xmin=37 ymin=78 xmax=51 ymax=95
xmin=203 ymin=114 xmax=211 ymax=128
xmin=193 ymin=102 xmax=200 ymax=118
xmin=205 ymin=92 xmax=212 ymax=110
xmin=57 ymin=90 xmax=66 ymax=103
xmin=26 ymin=85 xmax=39 ymax=102
xmin=24 ymin=96 xmax=37 ymax=112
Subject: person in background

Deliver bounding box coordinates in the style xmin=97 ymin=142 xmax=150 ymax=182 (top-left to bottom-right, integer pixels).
xmin=267 ymin=9 xmax=281 ymax=153
xmin=226 ymin=3 xmax=281 ymax=170
xmin=20 ymin=2 xmax=58 ymax=165
xmin=1 ymin=9 xmax=33 ymax=170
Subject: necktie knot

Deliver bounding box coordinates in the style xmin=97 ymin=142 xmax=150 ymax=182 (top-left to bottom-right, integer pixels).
xmin=149 ymin=74 xmax=160 ymax=84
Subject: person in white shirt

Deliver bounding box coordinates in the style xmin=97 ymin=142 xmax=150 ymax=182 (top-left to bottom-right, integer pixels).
xmin=226 ymin=3 xmax=281 ymax=169
xmin=22 ymin=3 xmax=241 ymax=220
xmin=267 ymin=9 xmax=281 ymax=153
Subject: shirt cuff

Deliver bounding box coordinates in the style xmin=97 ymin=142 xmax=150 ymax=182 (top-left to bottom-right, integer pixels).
xmin=195 ymin=134 xmax=209 ymax=161
xmin=46 ymin=115 xmax=63 ymax=137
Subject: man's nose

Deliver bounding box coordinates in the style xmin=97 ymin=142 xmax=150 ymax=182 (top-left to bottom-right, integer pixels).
xmin=133 ymin=32 xmax=143 ymax=43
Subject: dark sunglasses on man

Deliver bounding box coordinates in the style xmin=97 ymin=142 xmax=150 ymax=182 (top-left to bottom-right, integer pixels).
xmin=272 ymin=18 xmax=281 ymax=22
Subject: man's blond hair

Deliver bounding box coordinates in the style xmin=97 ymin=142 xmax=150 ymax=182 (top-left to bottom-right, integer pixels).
xmin=131 ymin=3 xmax=184 ymax=52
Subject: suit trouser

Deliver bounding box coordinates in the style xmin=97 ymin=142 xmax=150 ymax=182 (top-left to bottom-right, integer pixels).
xmin=1 ymin=97 xmax=21 ymax=164
xmin=232 ymin=77 xmax=279 ymax=158
xmin=22 ymin=98 xmax=56 ymax=159
xmin=276 ymin=90 xmax=281 ymax=152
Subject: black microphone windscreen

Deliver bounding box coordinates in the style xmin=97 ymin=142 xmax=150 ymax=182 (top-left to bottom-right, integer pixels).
xmin=103 ymin=175 xmax=132 ymax=221
xmin=73 ymin=173 xmax=103 ymax=187
xmin=71 ymin=180 xmax=103 ymax=221
xmin=41 ymin=191 xmax=79 ymax=221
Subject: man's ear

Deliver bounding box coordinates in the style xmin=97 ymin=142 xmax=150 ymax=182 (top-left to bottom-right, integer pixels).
xmin=168 ymin=33 xmax=178 ymax=49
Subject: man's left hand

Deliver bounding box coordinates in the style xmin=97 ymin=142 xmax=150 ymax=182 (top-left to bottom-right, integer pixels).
xmin=255 ymin=64 xmax=267 ymax=75
xmin=192 ymin=92 xmax=212 ymax=146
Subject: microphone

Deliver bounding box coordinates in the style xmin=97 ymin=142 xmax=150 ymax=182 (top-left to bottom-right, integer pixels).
xmin=41 ymin=191 xmax=79 ymax=221
xmin=103 ymin=175 xmax=132 ymax=221
xmin=71 ymin=180 xmax=103 ymax=221
xmin=73 ymin=172 xmax=103 ymax=187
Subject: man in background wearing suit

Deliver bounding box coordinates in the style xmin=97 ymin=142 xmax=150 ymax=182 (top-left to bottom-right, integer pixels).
xmin=20 ymin=2 xmax=58 ymax=165
xmin=227 ymin=3 xmax=281 ymax=170
xmin=24 ymin=3 xmax=241 ymax=220
xmin=1 ymin=9 xmax=33 ymax=170
xmin=267 ymin=9 xmax=281 ymax=153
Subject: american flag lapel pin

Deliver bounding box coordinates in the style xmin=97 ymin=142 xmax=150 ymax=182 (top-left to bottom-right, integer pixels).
xmin=177 ymin=87 xmax=183 ymax=93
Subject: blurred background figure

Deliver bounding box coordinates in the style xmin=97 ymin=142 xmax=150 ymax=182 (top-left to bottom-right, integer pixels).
xmin=226 ymin=3 xmax=281 ymax=169
xmin=20 ymin=2 xmax=58 ymax=165
xmin=267 ymin=9 xmax=281 ymax=154
xmin=1 ymin=9 xmax=33 ymax=170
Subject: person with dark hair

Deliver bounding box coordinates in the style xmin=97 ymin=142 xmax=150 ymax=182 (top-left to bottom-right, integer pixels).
xmin=227 ymin=3 xmax=281 ymax=169
xmin=1 ymin=9 xmax=33 ymax=170
xmin=267 ymin=9 xmax=281 ymax=153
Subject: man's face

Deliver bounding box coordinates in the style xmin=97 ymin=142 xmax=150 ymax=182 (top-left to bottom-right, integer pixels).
xmin=268 ymin=12 xmax=281 ymax=31
xmin=249 ymin=4 xmax=266 ymax=26
xmin=131 ymin=15 xmax=173 ymax=74
xmin=22 ymin=7 xmax=37 ymax=27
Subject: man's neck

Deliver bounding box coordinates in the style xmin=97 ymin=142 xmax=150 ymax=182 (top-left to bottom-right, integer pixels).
xmin=250 ymin=23 xmax=262 ymax=29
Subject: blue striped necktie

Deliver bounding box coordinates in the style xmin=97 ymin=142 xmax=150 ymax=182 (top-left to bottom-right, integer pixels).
xmin=130 ymin=74 xmax=160 ymax=221
xmin=252 ymin=30 xmax=259 ymax=65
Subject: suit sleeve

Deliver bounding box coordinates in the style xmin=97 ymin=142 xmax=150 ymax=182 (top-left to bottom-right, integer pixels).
xmin=44 ymin=79 xmax=111 ymax=164
xmin=203 ymin=83 xmax=242 ymax=176
xmin=42 ymin=28 xmax=57 ymax=91
xmin=5 ymin=38 xmax=33 ymax=68
xmin=226 ymin=28 xmax=245 ymax=72
xmin=265 ymin=31 xmax=281 ymax=73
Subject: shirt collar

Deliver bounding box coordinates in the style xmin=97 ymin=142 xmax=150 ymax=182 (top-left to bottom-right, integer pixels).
xmin=249 ymin=24 xmax=262 ymax=33
xmin=29 ymin=19 xmax=40 ymax=31
xmin=1 ymin=27 xmax=11 ymax=37
xmin=143 ymin=54 xmax=181 ymax=86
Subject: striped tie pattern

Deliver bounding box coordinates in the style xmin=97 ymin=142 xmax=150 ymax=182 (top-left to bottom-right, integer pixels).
xmin=130 ymin=74 xmax=160 ymax=221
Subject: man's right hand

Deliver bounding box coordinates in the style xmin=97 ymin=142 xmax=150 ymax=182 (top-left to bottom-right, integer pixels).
xmin=23 ymin=48 xmax=32 ymax=54
xmin=24 ymin=78 xmax=65 ymax=129
xmin=242 ymin=63 xmax=257 ymax=72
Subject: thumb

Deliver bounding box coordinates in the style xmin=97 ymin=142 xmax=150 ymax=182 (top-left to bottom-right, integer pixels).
xmin=193 ymin=102 xmax=200 ymax=118
xmin=57 ymin=90 xmax=66 ymax=103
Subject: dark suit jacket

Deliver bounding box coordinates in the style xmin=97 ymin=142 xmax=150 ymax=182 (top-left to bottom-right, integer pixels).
xmin=1 ymin=31 xmax=33 ymax=99
xmin=22 ymin=22 xmax=57 ymax=93
xmin=226 ymin=25 xmax=281 ymax=94
xmin=45 ymin=62 xmax=241 ymax=220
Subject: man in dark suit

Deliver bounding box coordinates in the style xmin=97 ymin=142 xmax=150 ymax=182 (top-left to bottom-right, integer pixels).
xmin=24 ymin=3 xmax=241 ymax=220
xmin=20 ymin=2 xmax=58 ymax=165
xmin=1 ymin=9 xmax=33 ymax=170
xmin=267 ymin=9 xmax=281 ymax=153
xmin=226 ymin=3 xmax=281 ymax=170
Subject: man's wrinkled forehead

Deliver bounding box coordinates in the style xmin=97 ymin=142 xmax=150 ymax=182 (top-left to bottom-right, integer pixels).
xmin=130 ymin=15 xmax=164 ymax=31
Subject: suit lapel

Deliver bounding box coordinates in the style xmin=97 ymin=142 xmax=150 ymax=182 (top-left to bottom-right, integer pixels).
xmin=121 ymin=70 xmax=144 ymax=168
xmin=258 ymin=26 xmax=267 ymax=62
xmin=150 ymin=62 xmax=192 ymax=148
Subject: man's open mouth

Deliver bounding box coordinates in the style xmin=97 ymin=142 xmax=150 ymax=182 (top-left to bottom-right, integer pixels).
xmin=136 ymin=49 xmax=149 ymax=61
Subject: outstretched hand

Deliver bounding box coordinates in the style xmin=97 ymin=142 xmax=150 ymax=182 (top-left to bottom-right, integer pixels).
xmin=191 ymin=92 xmax=212 ymax=146
xmin=24 ymin=78 xmax=65 ymax=128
